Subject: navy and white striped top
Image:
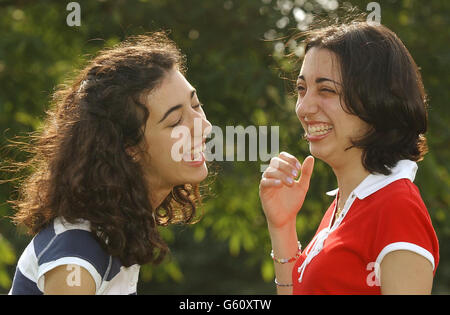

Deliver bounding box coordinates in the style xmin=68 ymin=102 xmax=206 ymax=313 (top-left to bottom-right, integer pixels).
xmin=9 ymin=217 xmax=140 ymax=295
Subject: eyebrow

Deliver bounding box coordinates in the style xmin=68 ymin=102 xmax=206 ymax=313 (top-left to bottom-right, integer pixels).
xmin=297 ymin=75 xmax=341 ymax=86
xmin=158 ymin=89 xmax=197 ymax=124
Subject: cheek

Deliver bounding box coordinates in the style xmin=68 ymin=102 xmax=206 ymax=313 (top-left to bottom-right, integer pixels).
xmin=145 ymin=132 xmax=177 ymax=165
xmin=161 ymin=138 xmax=182 ymax=165
xmin=338 ymin=115 xmax=369 ymax=140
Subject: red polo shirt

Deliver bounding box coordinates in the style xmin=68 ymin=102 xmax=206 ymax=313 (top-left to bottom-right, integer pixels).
xmin=292 ymin=160 xmax=439 ymax=294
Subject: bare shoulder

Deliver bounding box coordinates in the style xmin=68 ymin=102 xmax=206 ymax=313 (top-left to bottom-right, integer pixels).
xmin=44 ymin=264 xmax=96 ymax=295
xmin=380 ymin=250 xmax=433 ymax=295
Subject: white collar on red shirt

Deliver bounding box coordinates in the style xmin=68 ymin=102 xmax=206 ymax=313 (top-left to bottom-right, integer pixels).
xmin=325 ymin=159 xmax=418 ymax=199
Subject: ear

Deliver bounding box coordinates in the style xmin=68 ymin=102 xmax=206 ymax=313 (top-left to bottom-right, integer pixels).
xmin=125 ymin=147 xmax=140 ymax=162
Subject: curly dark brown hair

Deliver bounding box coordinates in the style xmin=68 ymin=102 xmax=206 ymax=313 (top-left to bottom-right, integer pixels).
xmin=4 ymin=32 xmax=203 ymax=267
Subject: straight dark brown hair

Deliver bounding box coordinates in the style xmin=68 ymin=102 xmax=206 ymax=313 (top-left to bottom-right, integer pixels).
xmin=296 ymin=19 xmax=428 ymax=174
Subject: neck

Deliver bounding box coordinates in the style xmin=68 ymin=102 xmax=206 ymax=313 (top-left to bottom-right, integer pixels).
xmin=143 ymin=172 xmax=173 ymax=209
xmin=332 ymin=155 xmax=370 ymax=207
xmin=149 ymin=186 xmax=172 ymax=209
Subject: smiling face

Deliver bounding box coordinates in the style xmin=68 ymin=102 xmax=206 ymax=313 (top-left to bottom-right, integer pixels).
xmin=295 ymin=47 xmax=370 ymax=169
xmin=137 ymin=68 xmax=211 ymax=193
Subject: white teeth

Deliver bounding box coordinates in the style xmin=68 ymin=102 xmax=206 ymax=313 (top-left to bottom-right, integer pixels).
xmin=308 ymin=124 xmax=333 ymax=136
xmin=184 ymin=143 xmax=205 ymax=161
xmin=192 ymin=152 xmax=201 ymax=161
xmin=191 ymin=144 xmax=204 ymax=155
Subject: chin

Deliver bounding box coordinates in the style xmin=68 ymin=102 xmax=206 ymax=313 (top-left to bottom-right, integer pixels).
xmin=193 ymin=164 xmax=209 ymax=183
xmin=178 ymin=163 xmax=209 ymax=186
xmin=309 ymin=143 xmax=323 ymax=157
xmin=309 ymin=143 xmax=333 ymax=162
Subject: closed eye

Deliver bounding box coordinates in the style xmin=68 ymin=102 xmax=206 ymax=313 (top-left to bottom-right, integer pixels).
xmin=169 ymin=103 xmax=203 ymax=128
xmin=320 ymin=88 xmax=336 ymax=94
xmin=193 ymin=102 xmax=203 ymax=109
xmin=169 ymin=118 xmax=182 ymax=128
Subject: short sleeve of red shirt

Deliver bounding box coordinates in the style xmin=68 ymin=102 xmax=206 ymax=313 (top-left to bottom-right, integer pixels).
xmin=371 ymin=180 xmax=439 ymax=274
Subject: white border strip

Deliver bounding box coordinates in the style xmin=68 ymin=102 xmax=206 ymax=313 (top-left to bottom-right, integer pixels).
xmin=375 ymin=242 xmax=435 ymax=271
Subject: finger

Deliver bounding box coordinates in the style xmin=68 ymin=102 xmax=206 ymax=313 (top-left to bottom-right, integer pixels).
xmin=296 ymin=155 xmax=315 ymax=191
xmin=279 ymin=152 xmax=301 ymax=170
xmin=259 ymin=177 xmax=282 ymax=188
xmin=263 ymin=167 xmax=296 ymax=186
xmin=268 ymin=157 xmax=299 ymax=179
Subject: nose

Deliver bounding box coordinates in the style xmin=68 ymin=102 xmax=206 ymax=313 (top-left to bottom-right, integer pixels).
xmin=296 ymin=90 xmax=319 ymax=121
xmin=201 ymin=117 xmax=212 ymax=139
xmin=188 ymin=107 xmax=212 ymax=140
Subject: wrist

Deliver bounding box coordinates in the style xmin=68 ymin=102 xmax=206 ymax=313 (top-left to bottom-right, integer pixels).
xmin=271 ymin=241 xmax=302 ymax=264
xmin=268 ymin=220 xmax=298 ymax=259
xmin=267 ymin=219 xmax=297 ymax=238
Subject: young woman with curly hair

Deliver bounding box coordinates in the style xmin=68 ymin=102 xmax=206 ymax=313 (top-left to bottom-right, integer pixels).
xmin=260 ymin=19 xmax=439 ymax=294
xmin=7 ymin=32 xmax=212 ymax=295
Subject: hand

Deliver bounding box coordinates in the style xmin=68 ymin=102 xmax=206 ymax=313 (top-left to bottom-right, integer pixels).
xmin=259 ymin=153 xmax=314 ymax=230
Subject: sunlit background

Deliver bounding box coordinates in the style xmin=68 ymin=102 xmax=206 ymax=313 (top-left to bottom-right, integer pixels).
xmin=0 ymin=0 xmax=448 ymax=294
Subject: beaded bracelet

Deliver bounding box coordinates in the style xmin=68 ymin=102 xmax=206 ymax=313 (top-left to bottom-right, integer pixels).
xmin=274 ymin=278 xmax=293 ymax=287
xmin=270 ymin=241 xmax=302 ymax=264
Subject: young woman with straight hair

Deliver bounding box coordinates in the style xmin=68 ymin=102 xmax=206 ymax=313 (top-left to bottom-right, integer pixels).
xmin=260 ymin=19 xmax=439 ymax=294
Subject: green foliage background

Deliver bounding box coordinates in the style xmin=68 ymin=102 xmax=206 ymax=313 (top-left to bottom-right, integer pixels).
xmin=0 ymin=0 xmax=448 ymax=294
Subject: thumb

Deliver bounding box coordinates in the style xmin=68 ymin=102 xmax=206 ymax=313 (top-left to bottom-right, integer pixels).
xmin=296 ymin=155 xmax=314 ymax=192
